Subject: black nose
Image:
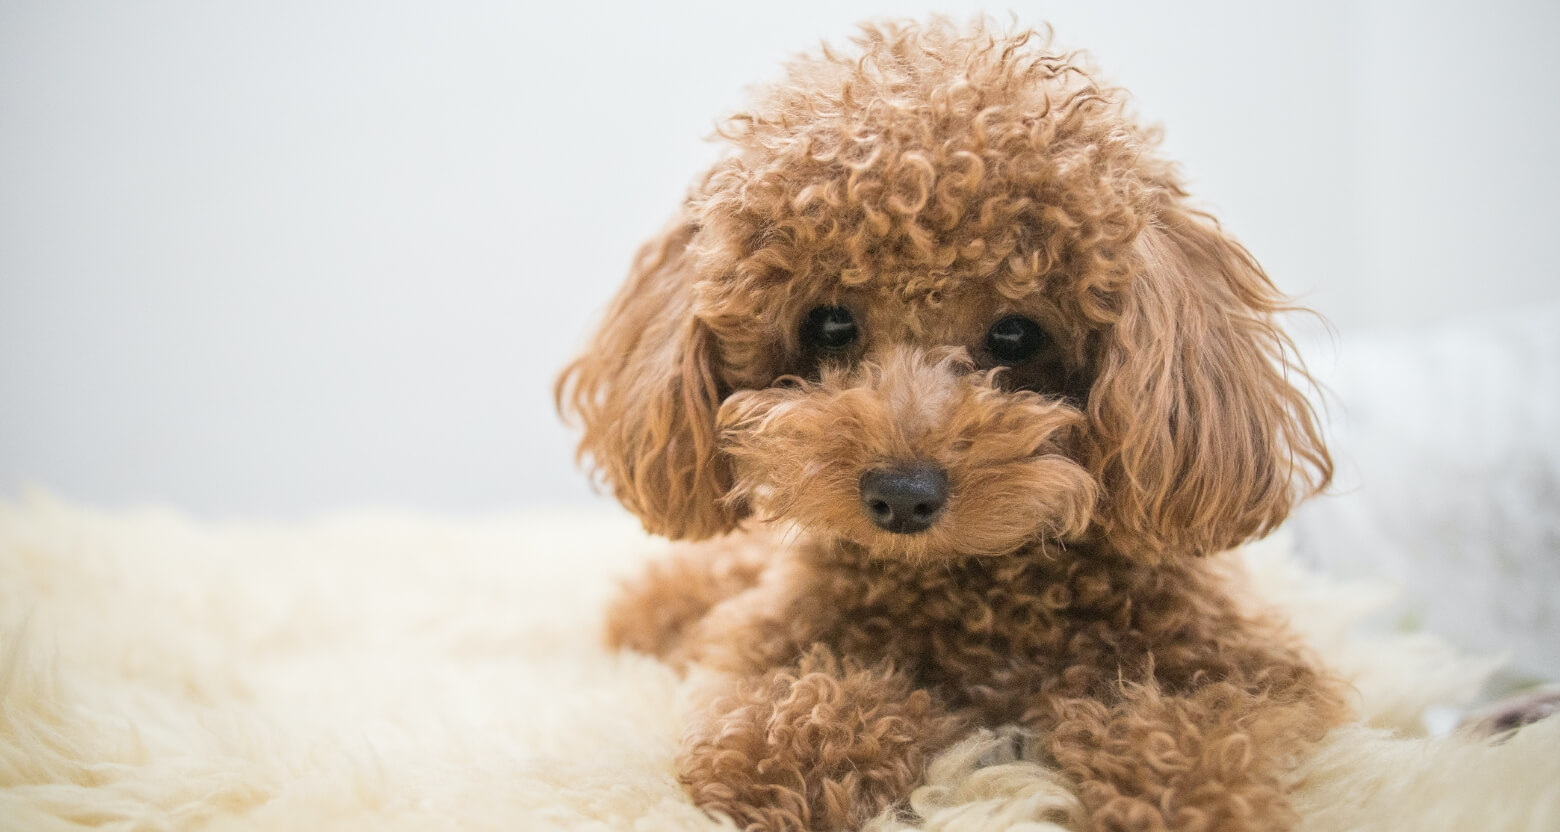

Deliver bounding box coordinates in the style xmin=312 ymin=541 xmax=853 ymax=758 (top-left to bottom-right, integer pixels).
xmin=859 ymin=464 xmax=949 ymax=534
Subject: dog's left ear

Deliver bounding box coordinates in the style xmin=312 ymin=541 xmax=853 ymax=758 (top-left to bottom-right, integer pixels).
xmin=1086 ymin=207 xmax=1331 ymax=562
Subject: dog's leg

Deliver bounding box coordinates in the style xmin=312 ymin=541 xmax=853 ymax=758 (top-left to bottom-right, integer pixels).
xmin=1028 ymin=673 xmax=1342 ymax=832
xmin=604 ymin=535 xmax=769 ymax=662
xmin=679 ymin=646 xmax=968 ymax=832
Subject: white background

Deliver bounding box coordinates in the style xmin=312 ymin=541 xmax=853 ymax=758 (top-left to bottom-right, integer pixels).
xmin=2 ymin=0 xmax=1556 ymax=513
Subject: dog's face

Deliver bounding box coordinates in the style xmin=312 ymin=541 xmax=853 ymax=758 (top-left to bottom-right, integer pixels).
xmin=559 ymin=22 xmax=1330 ymax=562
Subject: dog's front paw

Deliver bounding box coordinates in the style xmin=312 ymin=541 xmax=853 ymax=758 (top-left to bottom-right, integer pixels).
xmin=678 ymin=649 xmax=966 ymax=832
xmin=604 ymin=538 xmax=770 ymax=662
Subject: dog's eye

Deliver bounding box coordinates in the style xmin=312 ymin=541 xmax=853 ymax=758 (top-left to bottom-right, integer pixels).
xmin=986 ymin=316 xmax=1049 ymax=364
xmin=801 ymin=306 xmax=857 ymax=351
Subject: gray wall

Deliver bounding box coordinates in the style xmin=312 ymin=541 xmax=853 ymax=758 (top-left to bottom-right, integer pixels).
xmin=3 ymin=0 xmax=1557 ymax=517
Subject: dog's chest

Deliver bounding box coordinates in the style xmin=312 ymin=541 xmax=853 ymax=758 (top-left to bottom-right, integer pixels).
xmin=813 ymin=550 xmax=1151 ymax=703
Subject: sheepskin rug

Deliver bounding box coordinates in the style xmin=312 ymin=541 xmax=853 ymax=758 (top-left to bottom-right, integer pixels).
xmin=1 ymin=494 xmax=1556 ymax=832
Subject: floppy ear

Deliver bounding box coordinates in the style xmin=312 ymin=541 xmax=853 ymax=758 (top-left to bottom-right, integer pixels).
xmin=556 ymin=217 xmax=739 ymax=540
xmin=1086 ymin=207 xmax=1331 ymax=561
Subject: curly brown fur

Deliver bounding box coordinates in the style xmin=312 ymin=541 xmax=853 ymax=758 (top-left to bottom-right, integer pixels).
xmin=566 ymin=18 xmax=1346 ymax=832
xmin=604 ymin=533 xmax=770 ymax=662
xmin=679 ymin=646 xmax=971 ymax=832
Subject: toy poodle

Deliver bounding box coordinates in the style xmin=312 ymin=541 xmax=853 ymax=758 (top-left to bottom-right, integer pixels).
xmin=559 ymin=19 xmax=1348 ymax=832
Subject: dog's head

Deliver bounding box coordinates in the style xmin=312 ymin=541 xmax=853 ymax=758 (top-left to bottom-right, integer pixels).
xmin=558 ymin=20 xmax=1330 ymax=563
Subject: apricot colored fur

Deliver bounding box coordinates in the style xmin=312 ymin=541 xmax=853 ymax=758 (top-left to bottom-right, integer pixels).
xmin=559 ymin=19 xmax=1348 ymax=832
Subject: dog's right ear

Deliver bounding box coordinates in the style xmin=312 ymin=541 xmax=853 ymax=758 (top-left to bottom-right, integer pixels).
xmin=556 ymin=217 xmax=739 ymax=540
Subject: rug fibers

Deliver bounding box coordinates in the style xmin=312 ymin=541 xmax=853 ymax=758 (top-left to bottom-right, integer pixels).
xmin=0 ymin=494 xmax=1555 ymax=831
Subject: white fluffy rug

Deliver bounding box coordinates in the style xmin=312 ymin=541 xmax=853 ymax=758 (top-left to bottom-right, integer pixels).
xmin=1 ymin=494 xmax=1556 ymax=831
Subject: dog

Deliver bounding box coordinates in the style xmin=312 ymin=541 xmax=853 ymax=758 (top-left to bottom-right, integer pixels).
xmin=558 ymin=19 xmax=1348 ymax=832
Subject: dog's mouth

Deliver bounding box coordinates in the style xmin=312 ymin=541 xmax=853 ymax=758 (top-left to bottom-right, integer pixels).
xmin=717 ymin=348 xmax=1098 ymax=559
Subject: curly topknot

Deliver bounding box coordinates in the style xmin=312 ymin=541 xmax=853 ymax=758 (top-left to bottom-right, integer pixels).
xmin=696 ymin=19 xmax=1176 ymax=323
